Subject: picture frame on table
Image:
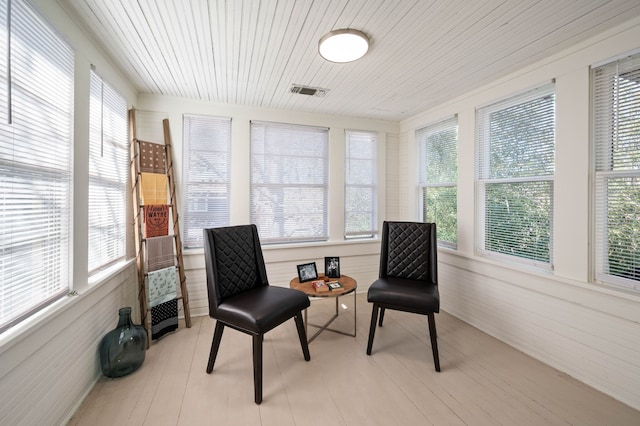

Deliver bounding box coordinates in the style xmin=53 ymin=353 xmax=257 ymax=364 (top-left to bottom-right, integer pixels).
xmin=297 ymin=262 xmax=318 ymax=282
xmin=325 ymin=256 xmax=340 ymax=278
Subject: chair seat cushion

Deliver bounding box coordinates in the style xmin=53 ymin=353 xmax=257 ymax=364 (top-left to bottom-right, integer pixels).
xmin=216 ymin=286 xmax=310 ymax=334
xmin=367 ymin=277 xmax=439 ymax=314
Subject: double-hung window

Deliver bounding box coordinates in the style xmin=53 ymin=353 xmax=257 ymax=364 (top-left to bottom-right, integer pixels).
xmin=88 ymin=70 xmax=128 ymax=274
xmin=593 ymin=52 xmax=640 ymax=291
xmin=0 ymin=0 xmax=74 ymax=332
xmin=476 ymin=84 xmax=556 ymax=267
xmin=182 ymin=114 xmax=231 ymax=248
xmin=250 ymin=121 xmax=328 ymax=244
xmin=417 ymin=116 xmax=458 ymax=248
xmin=344 ymin=130 xmax=377 ymax=239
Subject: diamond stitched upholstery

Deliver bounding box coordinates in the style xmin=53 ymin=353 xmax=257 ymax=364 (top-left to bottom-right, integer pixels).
xmin=212 ymin=226 xmax=260 ymax=300
xmin=203 ymin=224 xmax=309 ymax=328
xmin=370 ymin=221 xmax=439 ymax=313
xmin=386 ymin=222 xmax=431 ymax=280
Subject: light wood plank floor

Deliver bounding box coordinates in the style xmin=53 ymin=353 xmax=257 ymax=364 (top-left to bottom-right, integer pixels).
xmin=69 ymin=293 xmax=640 ymax=425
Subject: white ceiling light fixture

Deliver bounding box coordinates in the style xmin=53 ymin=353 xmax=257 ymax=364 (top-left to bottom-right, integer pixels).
xmin=318 ymin=29 xmax=369 ymax=63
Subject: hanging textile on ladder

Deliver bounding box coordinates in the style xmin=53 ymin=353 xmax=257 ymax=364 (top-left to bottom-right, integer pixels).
xmin=129 ymin=109 xmax=191 ymax=346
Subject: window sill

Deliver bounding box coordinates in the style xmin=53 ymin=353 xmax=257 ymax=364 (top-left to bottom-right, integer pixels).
xmin=88 ymin=259 xmax=135 ymax=287
xmin=183 ymin=237 xmax=380 ymax=256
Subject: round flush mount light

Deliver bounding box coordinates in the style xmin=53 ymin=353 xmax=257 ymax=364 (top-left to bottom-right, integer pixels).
xmin=318 ymin=29 xmax=369 ymax=63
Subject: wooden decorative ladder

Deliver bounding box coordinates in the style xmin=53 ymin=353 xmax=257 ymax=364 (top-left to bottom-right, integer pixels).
xmin=129 ymin=109 xmax=191 ymax=347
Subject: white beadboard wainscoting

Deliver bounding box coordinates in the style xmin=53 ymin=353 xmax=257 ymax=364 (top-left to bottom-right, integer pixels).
xmin=437 ymin=250 xmax=640 ymax=411
xmin=0 ymin=263 xmax=138 ymax=425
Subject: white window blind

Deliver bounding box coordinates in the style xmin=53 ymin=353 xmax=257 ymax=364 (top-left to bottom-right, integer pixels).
xmin=182 ymin=114 xmax=231 ymax=248
xmin=345 ymin=130 xmax=377 ymax=239
xmin=593 ymin=52 xmax=640 ymax=291
xmin=0 ymin=0 xmax=74 ymax=332
xmin=476 ymin=84 xmax=555 ymax=267
xmin=250 ymin=121 xmax=328 ymax=244
xmin=417 ymin=116 xmax=458 ymax=248
xmin=88 ymin=70 xmax=128 ymax=274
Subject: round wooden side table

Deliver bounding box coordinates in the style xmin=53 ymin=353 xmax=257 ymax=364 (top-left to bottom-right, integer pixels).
xmin=290 ymin=274 xmax=357 ymax=342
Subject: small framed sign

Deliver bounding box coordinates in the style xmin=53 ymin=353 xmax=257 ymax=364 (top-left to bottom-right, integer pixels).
xmin=297 ymin=262 xmax=318 ymax=282
xmin=325 ymin=256 xmax=340 ymax=278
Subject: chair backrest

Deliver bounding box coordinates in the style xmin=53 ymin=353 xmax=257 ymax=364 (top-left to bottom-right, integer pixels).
xmin=379 ymin=221 xmax=437 ymax=285
xmin=203 ymin=225 xmax=269 ymax=314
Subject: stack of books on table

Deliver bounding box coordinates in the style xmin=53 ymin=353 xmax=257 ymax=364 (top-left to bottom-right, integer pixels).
xmin=327 ymin=281 xmax=344 ymax=291
xmin=312 ymin=279 xmax=329 ymax=293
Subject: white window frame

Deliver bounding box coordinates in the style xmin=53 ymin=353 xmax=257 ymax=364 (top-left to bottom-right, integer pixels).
xmin=417 ymin=116 xmax=458 ymax=249
xmin=592 ymin=52 xmax=640 ymax=291
xmin=476 ymin=83 xmax=556 ymax=269
xmin=88 ymin=70 xmax=128 ymax=274
xmin=0 ymin=0 xmax=74 ymax=332
xmin=182 ymin=114 xmax=231 ymax=249
xmin=250 ymin=120 xmax=329 ymax=244
xmin=344 ymin=130 xmax=377 ymax=239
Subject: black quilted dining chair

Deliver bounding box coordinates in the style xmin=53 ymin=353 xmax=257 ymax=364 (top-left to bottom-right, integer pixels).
xmin=366 ymin=221 xmax=441 ymax=372
xmin=203 ymin=224 xmax=311 ymax=404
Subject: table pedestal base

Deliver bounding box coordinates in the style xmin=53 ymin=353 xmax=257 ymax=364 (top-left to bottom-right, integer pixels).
xmin=305 ymin=291 xmax=356 ymax=343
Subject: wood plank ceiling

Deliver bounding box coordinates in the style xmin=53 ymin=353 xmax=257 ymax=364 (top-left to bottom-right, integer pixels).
xmin=60 ymin=0 xmax=640 ymax=121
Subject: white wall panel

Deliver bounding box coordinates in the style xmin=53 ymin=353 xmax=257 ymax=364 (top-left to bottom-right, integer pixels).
xmin=438 ymin=253 xmax=640 ymax=410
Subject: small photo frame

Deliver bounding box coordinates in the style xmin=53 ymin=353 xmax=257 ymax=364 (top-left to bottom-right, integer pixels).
xmin=325 ymin=256 xmax=340 ymax=278
xmin=297 ymin=262 xmax=318 ymax=282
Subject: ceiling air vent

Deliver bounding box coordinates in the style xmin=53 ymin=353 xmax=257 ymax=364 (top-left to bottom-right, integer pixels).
xmin=290 ymin=84 xmax=328 ymax=97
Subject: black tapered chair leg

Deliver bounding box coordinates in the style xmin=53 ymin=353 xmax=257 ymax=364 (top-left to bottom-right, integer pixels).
xmin=367 ymin=304 xmax=380 ymax=355
xmin=427 ymin=313 xmax=440 ymax=372
xmin=253 ymin=334 xmax=264 ymax=404
xmin=206 ymin=321 xmax=225 ymax=373
xmin=378 ymin=307 xmax=386 ymax=326
xmin=294 ymin=312 xmax=311 ymax=361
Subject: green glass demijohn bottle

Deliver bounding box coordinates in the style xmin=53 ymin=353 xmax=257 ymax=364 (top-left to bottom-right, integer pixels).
xmin=99 ymin=307 xmax=147 ymax=378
